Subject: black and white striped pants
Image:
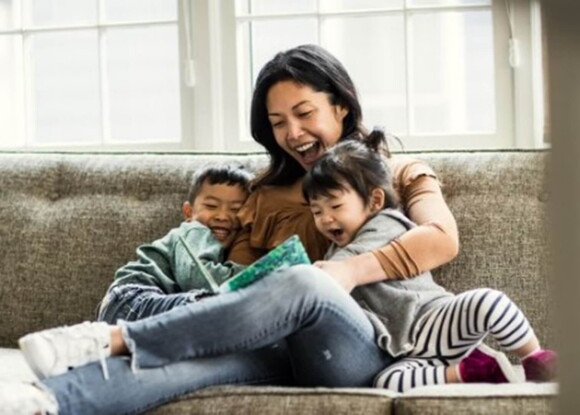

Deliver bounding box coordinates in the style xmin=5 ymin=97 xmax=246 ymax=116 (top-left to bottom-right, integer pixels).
xmin=375 ymin=288 xmax=534 ymax=392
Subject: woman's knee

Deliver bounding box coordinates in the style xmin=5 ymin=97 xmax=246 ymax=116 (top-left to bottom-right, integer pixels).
xmin=273 ymin=264 xmax=341 ymax=299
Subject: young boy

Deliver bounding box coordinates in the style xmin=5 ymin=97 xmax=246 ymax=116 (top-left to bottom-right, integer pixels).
xmin=302 ymin=132 xmax=557 ymax=392
xmin=19 ymin=163 xmax=253 ymax=381
xmin=96 ymin=163 xmax=252 ymax=323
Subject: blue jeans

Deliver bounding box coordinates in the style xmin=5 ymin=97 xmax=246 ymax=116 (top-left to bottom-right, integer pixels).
xmin=96 ymin=284 xmax=202 ymax=323
xmin=41 ymin=265 xmax=393 ymax=415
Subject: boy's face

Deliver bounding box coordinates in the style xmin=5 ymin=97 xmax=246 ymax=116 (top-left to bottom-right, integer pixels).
xmin=182 ymin=181 xmax=248 ymax=248
xmin=309 ymin=184 xmax=382 ymax=247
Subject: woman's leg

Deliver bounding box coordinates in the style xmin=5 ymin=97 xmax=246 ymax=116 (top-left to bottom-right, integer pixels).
xmin=121 ymin=265 xmax=393 ymax=386
xmin=41 ymin=345 xmax=292 ymax=415
xmin=21 ymin=264 xmax=391 ymax=414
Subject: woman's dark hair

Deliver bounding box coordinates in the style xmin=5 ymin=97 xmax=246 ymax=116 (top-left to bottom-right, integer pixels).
xmin=187 ymin=163 xmax=253 ymax=204
xmin=250 ymin=44 xmax=366 ymax=188
xmin=302 ymin=129 xmax=399 ymax=210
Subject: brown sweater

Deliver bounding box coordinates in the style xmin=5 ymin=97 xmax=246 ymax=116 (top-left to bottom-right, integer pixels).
xmin=228 ymin=156 xmax=459 ymax=280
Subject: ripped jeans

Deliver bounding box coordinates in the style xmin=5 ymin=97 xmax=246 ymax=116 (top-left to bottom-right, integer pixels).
xmin=96 ymin=283 xmax=209 ymax=323
xmin=40 ymin=265 xmax=393 ymax=415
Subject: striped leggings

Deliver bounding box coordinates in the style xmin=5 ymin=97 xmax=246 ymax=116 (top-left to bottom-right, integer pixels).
xmin=375 ymin=288 xmax=535 ymax=392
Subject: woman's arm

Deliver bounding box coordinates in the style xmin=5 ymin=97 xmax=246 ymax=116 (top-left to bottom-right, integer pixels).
xmin=372 ymin=173 xmax=459 ymax=279
xmin=315 ymin=164 xmax=458 ymax=289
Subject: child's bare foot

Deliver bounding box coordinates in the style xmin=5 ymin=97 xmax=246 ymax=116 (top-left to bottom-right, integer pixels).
xmin=18 ymin=321 xmax=112 ymax=380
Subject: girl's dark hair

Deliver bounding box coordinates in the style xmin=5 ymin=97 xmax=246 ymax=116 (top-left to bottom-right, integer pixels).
xmin=187 ymin=164 xmax=253 ymax=204
xmin=250 ymin=44 xmax=366 ymax=188
xmin=302 ymin=129 xmax=398 ymax=209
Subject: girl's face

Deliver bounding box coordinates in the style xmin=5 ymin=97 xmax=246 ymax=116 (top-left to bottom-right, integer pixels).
xmin=266 ymin=80 xmax=349 ymax=171
xmin=309 ymin=184 xmax=381 ymax=247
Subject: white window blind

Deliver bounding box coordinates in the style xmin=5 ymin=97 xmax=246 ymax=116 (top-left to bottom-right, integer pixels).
xmin=0 ymin=0 xmax=544 ymax=152
xmin=0 ymin=0 xmax=181 ymax=149
xmin=232 ymin=0 xmax=518 ymax=151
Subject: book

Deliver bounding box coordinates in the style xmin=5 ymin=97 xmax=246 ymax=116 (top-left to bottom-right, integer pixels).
xmin=178 ymin=234 xmax=311 ymax=293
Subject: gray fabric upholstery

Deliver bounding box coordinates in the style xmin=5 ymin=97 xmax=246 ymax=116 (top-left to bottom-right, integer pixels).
xmin=425 ymin=152 xmax=553 ymax=351
xmin=0 ymin=150 xmax=555 ymax=414
xmin=395 ymin=383 xmax=557 ymax=415
xmin=150 ymin=386 xmax=396 ymax=415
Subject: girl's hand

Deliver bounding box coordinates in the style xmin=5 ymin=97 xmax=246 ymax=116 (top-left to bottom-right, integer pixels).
xmin=313 ymin=260 xmax=357 ymax=293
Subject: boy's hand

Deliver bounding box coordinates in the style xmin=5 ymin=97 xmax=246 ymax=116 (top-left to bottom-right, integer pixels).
xmin=313 ymin=260 xmax=357 ymax=293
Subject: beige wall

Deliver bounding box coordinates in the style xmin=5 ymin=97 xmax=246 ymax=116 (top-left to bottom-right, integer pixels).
xmin=544 ymin=0 xmax=580 ymax=413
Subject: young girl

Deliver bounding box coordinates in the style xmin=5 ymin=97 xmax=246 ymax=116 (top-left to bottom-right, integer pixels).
xmin=302 ymin=131 xmax=557 ymax=392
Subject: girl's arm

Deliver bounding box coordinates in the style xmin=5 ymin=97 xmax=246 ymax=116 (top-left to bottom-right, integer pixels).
xmin=315 ymin=160 xmax=458 ymax=290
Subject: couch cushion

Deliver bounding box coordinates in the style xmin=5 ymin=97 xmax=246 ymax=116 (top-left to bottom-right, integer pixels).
xmin=0 ymin=152 xmax=268 ymax=347
xmin=424 ymin=151 xmax=553 ymax=351
xmin=0 ymin=151 xmax=551 ymax=353
xmin=395 ymin=383 xmax=557 ymax=415
xmin=0 ymin=347 xmax=556 ymax=415
xmin=0 ymin=347 xmax=38 ymax=382
xmin=150 ymin=386 xmax=397 ymax=415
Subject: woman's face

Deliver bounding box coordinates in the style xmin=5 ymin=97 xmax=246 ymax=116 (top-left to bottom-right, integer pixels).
xmin=266 ymin=80 xmax=348 ymax=171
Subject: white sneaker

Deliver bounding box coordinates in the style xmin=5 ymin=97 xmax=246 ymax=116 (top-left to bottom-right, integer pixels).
xmin=19 ymin=321 xmax=112 ymax=380
xmin=0 ymin=382 xmax=58 ymax=415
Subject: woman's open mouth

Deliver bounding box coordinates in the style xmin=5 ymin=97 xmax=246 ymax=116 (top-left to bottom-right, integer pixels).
xmin=294 ymin=141 xmax=322 ymax=167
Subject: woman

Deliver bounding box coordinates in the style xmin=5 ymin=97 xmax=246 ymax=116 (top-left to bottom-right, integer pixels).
xmin=4 ymin=45 xmax=458 ymax=415
xmin=229 ymin=44 xmax=458 ymax=287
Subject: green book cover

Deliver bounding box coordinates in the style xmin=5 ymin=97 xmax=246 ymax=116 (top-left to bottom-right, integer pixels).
xmin=178 ymin=234 xmax=311 ymax=294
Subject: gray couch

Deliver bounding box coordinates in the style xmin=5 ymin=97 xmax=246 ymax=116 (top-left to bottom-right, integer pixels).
xmin=0 ymin=150 xmax=557 ymax=414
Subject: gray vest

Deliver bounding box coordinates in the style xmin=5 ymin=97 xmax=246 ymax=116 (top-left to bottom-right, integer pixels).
xmin=325 ymin=209 xmax=453 ymax=357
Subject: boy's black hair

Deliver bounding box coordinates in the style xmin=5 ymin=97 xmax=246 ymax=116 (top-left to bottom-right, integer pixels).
xmin=187 ymin=164 xmax=253 ymax=204
xmin=302 ymin=129 xmax=399 ymax=209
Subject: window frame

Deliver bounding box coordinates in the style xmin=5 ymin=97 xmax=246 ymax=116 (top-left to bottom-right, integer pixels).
xmin=0 ymin=0 xmax=544 ymax=152
xmin=219 ymin=0 xmax=544 ymax=152
xmin=0 ymin=0 xmax=191 ymax=151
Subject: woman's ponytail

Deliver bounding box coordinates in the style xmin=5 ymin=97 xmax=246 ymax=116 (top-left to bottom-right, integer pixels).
xmin=362 ymin=127 xmax=391 ymax=158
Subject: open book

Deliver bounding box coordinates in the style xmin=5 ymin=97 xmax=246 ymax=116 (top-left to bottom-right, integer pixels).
xmin=178 ymin=234 xmax=311 ymax=293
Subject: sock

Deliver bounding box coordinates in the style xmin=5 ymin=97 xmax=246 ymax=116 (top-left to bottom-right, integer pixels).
xmin=521 ymin=347 xmax=542 ymax=361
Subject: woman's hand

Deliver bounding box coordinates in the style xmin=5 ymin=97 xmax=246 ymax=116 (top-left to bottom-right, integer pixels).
xmin=313 ymin=260 xmax=358 ymax=293
xmin=313 ymin=252 xmax=389 ymax=293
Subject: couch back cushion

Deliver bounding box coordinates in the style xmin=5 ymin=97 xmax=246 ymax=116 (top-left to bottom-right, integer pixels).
xmin=425 ymin=151 xmax=552 ymax=350
xmin=0 ymin=151 xmax=551 ymax=348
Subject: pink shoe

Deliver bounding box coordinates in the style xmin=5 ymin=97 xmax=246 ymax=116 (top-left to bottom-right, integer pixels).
xmin=459 ymin=344 xmax=519 ymax=383
xmin=522 ymin=349 xmax=557 ymax=382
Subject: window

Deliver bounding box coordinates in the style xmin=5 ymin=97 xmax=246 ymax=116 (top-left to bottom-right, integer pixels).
xmin=0 ymin=0 xmax=183 ymax=150
xmin=0 ymin=0 xmax=544 ymax=152
xmin=230 ymin=0 xmax=544 ymax=151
